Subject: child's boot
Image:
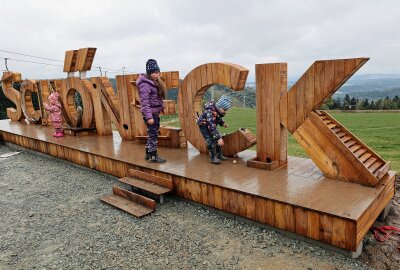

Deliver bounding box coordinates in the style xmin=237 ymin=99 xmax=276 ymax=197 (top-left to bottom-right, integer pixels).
xmin=144 ymin=147 xmax=150 ymax=160
xmin=149 ymin=151 xmax=166 ymax=163
xmin=55 ymin=130 xmax=64 ymax=137
xmin=216 ymin=145 xmax=228 ymax=160
xmin=208 ymin=143 xmax=221 ymax=164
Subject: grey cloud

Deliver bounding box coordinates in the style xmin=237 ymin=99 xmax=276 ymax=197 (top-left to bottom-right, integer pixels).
xmin=1 ymin=0 xmax=400 ymax=81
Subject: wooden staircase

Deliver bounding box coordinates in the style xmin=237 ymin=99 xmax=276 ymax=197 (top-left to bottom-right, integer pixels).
xmin=317 ymin=110 xmax=390 ymax=181
xmin=293 ymin=111 xmax=390 ymax=186
xmin=101 ymin=169 xmax=173 ymax=217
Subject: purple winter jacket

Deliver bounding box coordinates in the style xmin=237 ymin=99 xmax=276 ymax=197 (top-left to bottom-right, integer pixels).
xmin=136 ymin=74 xmax=164 ymax=120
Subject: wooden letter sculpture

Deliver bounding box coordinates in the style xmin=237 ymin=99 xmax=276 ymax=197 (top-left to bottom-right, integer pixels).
xmin=247 ymin=63 xmax=288 ymax=170
xmin=1 ymin=72 xmax=24 ymax=121
xmin=0 ymin=49 xmax=392 ymax=186
xmin=279 ymin=58 xmax=390 ymax=186
xmin=178 ymin=63 xmax=256 ymax=156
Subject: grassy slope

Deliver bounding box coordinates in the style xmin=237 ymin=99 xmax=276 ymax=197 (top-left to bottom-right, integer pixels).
xmin=162 ymin=108 xmax=399 ymax=172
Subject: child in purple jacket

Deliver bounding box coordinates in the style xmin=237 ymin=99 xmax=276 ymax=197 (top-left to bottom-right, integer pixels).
xmin=136 ymin=59 xmax=166 ymax=163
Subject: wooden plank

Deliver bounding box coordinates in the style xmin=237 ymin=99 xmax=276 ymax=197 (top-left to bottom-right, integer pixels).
xmin=345 ymin=221 xmax=357 ymax=251
xmin=191 ymin=180 xmax=202 ymax=203
xmin=112 ymin=185 xmax=156 ymax=210
xmin=307 ymin=211 xmax=320 ymax=240
xmin=63 ymin=50 xmax=78 ymax=72
xmin=319 ymin=214 xmax=333 ymax=243
xmin=214 ymin=186 xmax=223 ymax=210
xmin=200 ymin=183 xmax=208 ymax=205
xmin=237 ymin=193 xmax=247 ymax=217
xmin=100 ymin=194 xmax=154 ymax=218
xmin=118 ymin=177 xmax=170 ymax=196
xmin=274 ymin=202 xmax=286 ymax=230
xmin=207 ymin=184 xmax=215 ymax=208
xmin=313 ymin=61 xmax=324 ymax=112
xmin=129 ymin=169 xmax=173 ymax=190
xmin=349 ymin=144 xmax=361 ymax=152
xmin=364 ymin=157 xmax=377 ymax=168
xmin=345 ymin=140 xmax=356 ymax=148
xmin=222 ymin=189 xmax=231 ymax=212
xmin=305 ymin=65 xmax=315 ymax=115
xmin=323 ymin=60 xmax=335 ymax=98
xmin=295 ymin=72 xmax=306 ymax=130
xmin=287 ymin=87 xmax=297 ymax=133
xmin=354 ymin=149 xmax=367 ymax=158
xmin=375 ymin=162 xmax=390 ymax=179
xmin=245 ymin=194 xmax=256 ymax=220
xmin=229 ymin=190 xmax=239 ymax=215
xmin=332 ymin=217 xmax=347 ymax=249
xmin=255 ymin=197 xmax=266 ymax=223
xmin=295 ymin=207 xmax=308 ymax=236
xmin=284 ymin=204 xmax=295 ymax=232
xmin=265 ymin=200 xmax=276 ymax=226
xmin=75 ymin=48 xmax=97 ymax=72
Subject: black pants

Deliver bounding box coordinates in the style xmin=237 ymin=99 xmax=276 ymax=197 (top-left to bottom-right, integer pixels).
xmin=144 ymin=114 xmax=160 ymax=152
xmin=199 ymin=125 xmax=217 ymax=147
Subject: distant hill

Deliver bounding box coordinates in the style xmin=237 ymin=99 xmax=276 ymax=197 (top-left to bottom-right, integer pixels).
xmin=248 ymin=74 xmax=400 ymax=100
xmin=334 ymin=74 xmax=400 ymax=99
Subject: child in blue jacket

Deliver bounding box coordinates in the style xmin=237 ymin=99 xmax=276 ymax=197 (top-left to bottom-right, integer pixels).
xmin=197 ymin=95 xmax=231 ymax=164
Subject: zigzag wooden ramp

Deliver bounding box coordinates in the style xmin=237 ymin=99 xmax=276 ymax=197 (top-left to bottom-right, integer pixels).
xmin=294 ymin=111 xmax=390 ymax=186
xmin=101 ymin=186 xmax=155 ymax=218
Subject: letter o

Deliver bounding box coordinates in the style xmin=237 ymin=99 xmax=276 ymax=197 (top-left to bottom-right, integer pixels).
xmin=178 ymin=63 xmax=255 ymax=156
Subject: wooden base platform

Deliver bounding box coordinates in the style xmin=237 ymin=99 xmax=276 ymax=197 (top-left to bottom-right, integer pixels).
xmin=0 ymin=120 xmax=395 ymax=252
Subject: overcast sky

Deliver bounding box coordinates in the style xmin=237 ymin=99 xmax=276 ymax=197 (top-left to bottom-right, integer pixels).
xmin=1 ymin=0 xmax=400 ymax=81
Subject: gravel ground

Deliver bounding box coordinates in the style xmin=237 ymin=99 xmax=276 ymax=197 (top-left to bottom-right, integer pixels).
xmin=0 ymin=143 xmax=393 ymax=270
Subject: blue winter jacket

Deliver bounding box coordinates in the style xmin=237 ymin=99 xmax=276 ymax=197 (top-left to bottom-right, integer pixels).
xmin=136 ymin=74 xmax=164 ymax=120
xmin=197 ymin=101 xmax=226 ymax=139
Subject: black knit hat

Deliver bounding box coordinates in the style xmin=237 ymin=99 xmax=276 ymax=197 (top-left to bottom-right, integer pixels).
xmin=146 ymin=59 xmax=160 ymax=75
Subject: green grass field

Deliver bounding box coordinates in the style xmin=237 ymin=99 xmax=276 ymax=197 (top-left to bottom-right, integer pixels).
xmin=162 ymin=108 xmax=400 ymax=172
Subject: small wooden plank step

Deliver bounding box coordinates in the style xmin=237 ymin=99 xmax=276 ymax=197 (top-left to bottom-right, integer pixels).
xmin=327 ymin=123 xmax=337 ymax=129
xmin=336 ymin=132 xmax=346 ymax=138
xmin=332 ymin=128 xmax=341 ymax=133
xmin=359 ymin=153 xmax=372 ymax=162
xmin=349 ymin=144 xmax=361 ymax=152
xmin=100 ymin=195 xmax=154 ymax=218
xmin=375 ymin=162 xmax=390 ymax=179
xmin=345 ymin=140 xmax=357 ymax=148
xmin=354 ymin=148 xmax=367 ymax=158
xmin=129 ymin=169 xmax=173 ymax=190
xmin=119 ymin=177 xmax=170 ymax=196
xmin=340 ymin=136 xmax=352 ymax=143
xmin=112 ymin=186 xmax=156 ymax=209
xmin=364 ymin=157 xmax=377 ymax=168
xmin=368 ymin=161 xmax=382 ymax=173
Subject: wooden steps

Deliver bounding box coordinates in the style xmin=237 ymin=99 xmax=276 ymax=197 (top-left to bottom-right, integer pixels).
xmin=100 ymin=186 xmax=155 ymax=217
xmin=119 ymin=177 xmax=170 ymax=196
xmin=101 ymin=169 xmax=173 ymax=217
xmin=317 ymin=110 xmax=390 ymax=184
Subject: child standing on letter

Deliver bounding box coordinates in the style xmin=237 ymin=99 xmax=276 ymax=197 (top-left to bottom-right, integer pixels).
xmin=136 ymin=59 xmax=166 ymax=163
xmin=197 ymin=95 xmax=231 ymax=164
xmin=44 ymin=92 xmax=64 ymax=137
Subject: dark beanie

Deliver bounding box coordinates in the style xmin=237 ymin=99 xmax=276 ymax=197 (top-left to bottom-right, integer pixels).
xmin=146 ymin=59 xmax=160 ymax=75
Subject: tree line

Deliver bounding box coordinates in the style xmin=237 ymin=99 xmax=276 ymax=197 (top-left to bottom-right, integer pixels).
xmin=320 ymin=94 xmax=400 ymax=110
